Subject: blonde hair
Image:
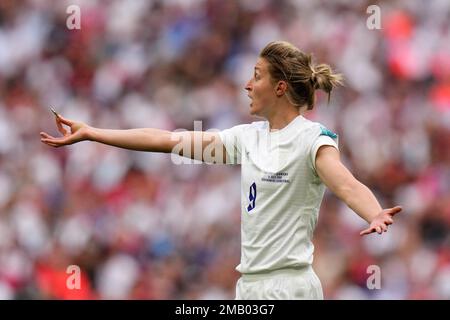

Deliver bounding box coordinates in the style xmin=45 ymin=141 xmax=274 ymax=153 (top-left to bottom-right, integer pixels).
xmin=260 ymin=41 xmax=343 ymax=110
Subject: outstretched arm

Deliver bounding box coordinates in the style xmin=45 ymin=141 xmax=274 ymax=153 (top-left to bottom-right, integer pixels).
xmin=40 ymin=113 xmax=226 ymax=163
xmin=315 ymin=145 xmax=402 ymax=236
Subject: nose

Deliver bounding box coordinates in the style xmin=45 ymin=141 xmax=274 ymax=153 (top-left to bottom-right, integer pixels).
xmin=245 ymin=79 xmax=252 ymax=92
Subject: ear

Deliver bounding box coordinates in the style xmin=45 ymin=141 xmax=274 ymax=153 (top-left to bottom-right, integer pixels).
xmin=274 ymin=80 xmax=288 ymax=97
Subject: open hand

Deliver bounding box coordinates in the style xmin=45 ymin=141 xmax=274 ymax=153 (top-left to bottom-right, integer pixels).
xmin=360 ymin=206 xmax=402 ymax=236
xmin=40 ymin=112 xmax=90 ymax=147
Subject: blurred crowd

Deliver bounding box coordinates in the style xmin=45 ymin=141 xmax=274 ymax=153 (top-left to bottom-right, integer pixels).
xmin=0 ymin=0 xmax=449 ymax=299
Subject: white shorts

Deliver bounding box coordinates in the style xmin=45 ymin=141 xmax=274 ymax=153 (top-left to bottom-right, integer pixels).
xmin=235 ymin=266 xmax=323 ymax=300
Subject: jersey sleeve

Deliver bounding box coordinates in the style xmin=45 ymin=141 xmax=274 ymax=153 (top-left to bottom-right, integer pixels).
xmin=218 ymin=124 xmax=249 ymax=165
xmin=310 ymin=126 xmax=339 ymax=173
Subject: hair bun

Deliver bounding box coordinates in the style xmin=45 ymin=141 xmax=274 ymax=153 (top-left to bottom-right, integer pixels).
xmin=310 ymin=69 xmax=319 ymax=89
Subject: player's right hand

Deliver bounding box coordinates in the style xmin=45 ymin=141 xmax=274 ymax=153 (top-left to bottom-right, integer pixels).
xmin=40 ymin=113 xmax=90 ymax=147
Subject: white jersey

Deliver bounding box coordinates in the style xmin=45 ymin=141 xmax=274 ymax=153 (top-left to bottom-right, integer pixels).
xmin=219 ymin=115 xmax=339 ymax=274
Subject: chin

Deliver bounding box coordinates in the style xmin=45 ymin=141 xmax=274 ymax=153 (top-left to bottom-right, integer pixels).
xmin=249 ymin=104 xmax=260 ymax=116
xmin=249 ymin=109 xmax=265 ymax=118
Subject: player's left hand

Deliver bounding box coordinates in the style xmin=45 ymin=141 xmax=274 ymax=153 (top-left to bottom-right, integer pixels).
xmin=360 ymin=206 xmax=402 ymax=236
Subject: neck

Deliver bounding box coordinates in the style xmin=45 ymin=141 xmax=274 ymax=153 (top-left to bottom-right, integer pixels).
xmin=266 ymin=101 xmax=301 ymax=131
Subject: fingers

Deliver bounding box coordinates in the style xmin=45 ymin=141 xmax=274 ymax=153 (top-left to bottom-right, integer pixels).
xmin=360 ymin=227 xmax=373 ymax=236
xmin=360 ymin=223 xmax=389 ymax=236
xmin=42 ymin=141 xmax=60 ymax=148
xmin=360 ymin=206 xmax=402 ymax=236
xmin=40 ymin=131 xmax=69 ymax=147
xmin=375 ymin=226 xmax=382 ymax=234
xmin=55 ymin=114 xmax=73 ymax=126
xmin=40 ymin=132 xmax=55 ymax=139
xmin=42 ymin=111 xmax=77 ymax=147
xmin=40 ymin=137 xmax=60 ymax=147
xmin=387 ymin=206 xmax=402 ymax=217
xmin=55 ymin=117 xmax=69 ymax=136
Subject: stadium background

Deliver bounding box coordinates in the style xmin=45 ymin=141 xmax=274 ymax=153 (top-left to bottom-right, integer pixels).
xmin=0 ymin=0 xmax=449 ymax=299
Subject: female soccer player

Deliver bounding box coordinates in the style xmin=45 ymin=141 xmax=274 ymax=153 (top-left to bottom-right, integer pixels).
xmin=40 ymin=41 xmax=402 ymax=300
